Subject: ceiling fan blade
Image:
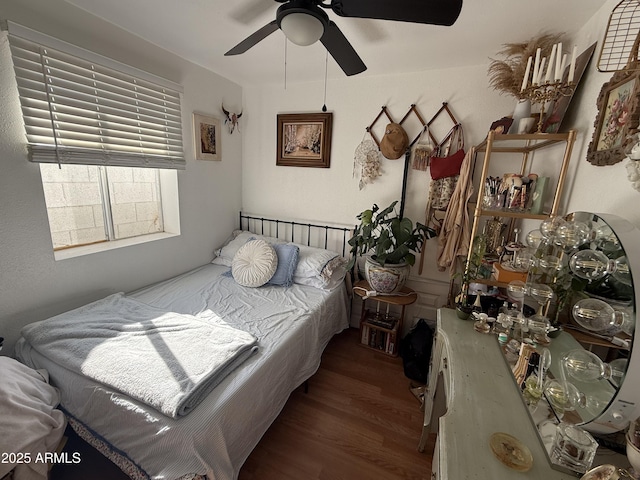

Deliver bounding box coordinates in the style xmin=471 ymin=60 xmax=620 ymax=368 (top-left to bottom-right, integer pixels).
xmin=225 ymin=20 xmax=279 ymax=56
xmin=320 ymin=21 xmax=367 ymax=76
xmin=330 ymin=0 xmax=463 ymax=26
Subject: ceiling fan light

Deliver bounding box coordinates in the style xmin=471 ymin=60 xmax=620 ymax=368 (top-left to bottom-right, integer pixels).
xmin=280 ymin=12 xmax=324 ymax=46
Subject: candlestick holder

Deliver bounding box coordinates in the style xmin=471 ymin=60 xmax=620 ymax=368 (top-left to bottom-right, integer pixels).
xmin=523 ymin=81 xmax=575 ymax=133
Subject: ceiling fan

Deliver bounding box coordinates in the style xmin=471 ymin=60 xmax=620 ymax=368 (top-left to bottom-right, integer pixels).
xmin=225 ymin=0 xmax=463 ymax=76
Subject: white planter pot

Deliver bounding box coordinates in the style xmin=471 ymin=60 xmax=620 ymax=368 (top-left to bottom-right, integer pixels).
xmin=364 ymin=257 xmax=410 ymax=294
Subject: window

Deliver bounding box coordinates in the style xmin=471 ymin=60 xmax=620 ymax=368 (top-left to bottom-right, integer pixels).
xmin=5 ymin=22 xmax=184 ymax=256
xmin=41 ymin=164 xmax=165 ymax=250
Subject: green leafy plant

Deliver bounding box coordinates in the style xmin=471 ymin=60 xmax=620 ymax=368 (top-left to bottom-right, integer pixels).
xmin=347 ymin=201 xmax=436 ymax=270
xmin=452 ymin=257 xmax=483 ymax=308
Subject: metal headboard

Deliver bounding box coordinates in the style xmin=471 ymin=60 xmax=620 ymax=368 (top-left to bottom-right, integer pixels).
xmin=239 ymin=212 xmax=353 ymax=258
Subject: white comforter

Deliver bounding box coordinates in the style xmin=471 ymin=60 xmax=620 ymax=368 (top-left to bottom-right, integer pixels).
xmin=15 ymin=263 xmax=349 ymax=480
xmin=20 ymin=293 xmax=259 ymax=419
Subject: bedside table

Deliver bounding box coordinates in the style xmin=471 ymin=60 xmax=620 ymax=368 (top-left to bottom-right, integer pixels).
xmin=353 ymin=279 xmax=417 ymax=357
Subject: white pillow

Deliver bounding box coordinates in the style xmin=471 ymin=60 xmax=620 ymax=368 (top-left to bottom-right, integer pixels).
xmin=292 ymin=244 xmax=348 ymax=290
xmin=232 ymin=239 xmax=278 ymax=287
xmin=213 ymin=231 xmax=285 ymax=267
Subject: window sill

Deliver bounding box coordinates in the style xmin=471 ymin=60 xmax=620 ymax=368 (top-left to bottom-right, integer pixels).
xmin=53 ymin=232 xmax=179 ymax=261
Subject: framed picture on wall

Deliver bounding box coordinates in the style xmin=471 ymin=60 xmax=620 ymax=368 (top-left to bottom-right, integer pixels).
xmin=276 ymin=113 xmax=333 ymax=167
xmin=587 ymin=66 xmax=640 ymax=166
xmin=193 ymin=112 xmax=221 ymax=161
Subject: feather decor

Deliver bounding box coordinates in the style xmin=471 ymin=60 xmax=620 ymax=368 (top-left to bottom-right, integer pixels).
xmin=488 ymin=32 xmax=564 ymax=99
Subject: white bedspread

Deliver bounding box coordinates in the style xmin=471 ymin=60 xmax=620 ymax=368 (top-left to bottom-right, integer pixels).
xmin=16 ymin=263 xmax=350 ymax=480
xmin=20 ymin=293 xmax=258 ymax=419
xmin=0 ymin=357 xmax=66 ymax=480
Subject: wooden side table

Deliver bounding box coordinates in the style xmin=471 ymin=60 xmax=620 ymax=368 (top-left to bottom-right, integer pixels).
xmin=353 ymin=279 xmax=417 ymax=357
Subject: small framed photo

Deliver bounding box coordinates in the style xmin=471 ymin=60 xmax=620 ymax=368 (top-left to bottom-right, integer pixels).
xmin=587 ymin=67 xmax=640 ymax=166
xmin=276 ymin=113 xmax=333 ymax=167
xmin=489 ymin=116 xmax=514 ymax=134
xmin=193 ymin=112 xmax=221 ymax=161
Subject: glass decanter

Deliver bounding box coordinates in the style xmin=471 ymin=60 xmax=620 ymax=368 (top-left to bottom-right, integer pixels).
xmin=507 ymin=280 xmax=528 ymax=340
xmin=507 ymin=280 xmax=527 ymax=312
xmin=526 ymin=228 xmax=544 ymax=249
xmin=527 ymin=283 xmax=554 ymax=341
xmin=540 ymin=216 xmax=567 ymax=240
xmin=538 ymin=254 xmax=562 ymax=274
xmin=544 ymin=379 xmax=585 ymax=418
xmin=556 ymin=220 xmax=591 ymax=249
xmin=562 ymin=349 xmax=616 ymax=382
xmin=569 ymin=249 xmax=631 ymax=286
xmin=514 ymin=249 xmax=535 ymax=272
xmin=572 ymin=297 xmax=630 ymax=334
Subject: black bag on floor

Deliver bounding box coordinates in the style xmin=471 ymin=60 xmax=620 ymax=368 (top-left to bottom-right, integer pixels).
xmin=399 ymin=319 xmax=433 ymax=384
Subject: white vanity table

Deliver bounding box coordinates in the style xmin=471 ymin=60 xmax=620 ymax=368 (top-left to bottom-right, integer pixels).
xmin=418 ymin=212 xmax=640 ymax=478
xmin=420 ymin=308 xmax=577 ymax=479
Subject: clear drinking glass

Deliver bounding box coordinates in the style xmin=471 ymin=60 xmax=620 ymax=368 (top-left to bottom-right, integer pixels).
xmin=550 ymin=422 xmax=598 ymax=474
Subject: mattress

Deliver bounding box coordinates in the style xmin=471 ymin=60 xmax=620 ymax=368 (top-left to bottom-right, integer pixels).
xmin=15 ymin=263 xmax=350 ymax=480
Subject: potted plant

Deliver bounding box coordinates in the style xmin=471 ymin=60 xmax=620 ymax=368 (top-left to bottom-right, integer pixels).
xmin=452 ymin=258 xmax=479 ymax=319
xmin=347 ymin=201 xmax=436 ymax=294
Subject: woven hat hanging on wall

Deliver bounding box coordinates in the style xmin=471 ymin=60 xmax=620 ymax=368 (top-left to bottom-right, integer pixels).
xmin=380 ymin=123 xmax=409 ymax=160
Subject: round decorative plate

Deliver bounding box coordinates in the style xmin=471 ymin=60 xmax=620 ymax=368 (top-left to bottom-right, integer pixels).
xmin=579 ymin=464 xmax=620 ymax=480
xmin=489 ymin=432 xmax=533 ymax=472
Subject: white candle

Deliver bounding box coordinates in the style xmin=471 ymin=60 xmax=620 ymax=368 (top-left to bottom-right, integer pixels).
xmin=560 ymin=54 xmax=568 ymax=79
xmin=537 ymin=57 xmax=547 ymax=85
xmin=521 ymin=56 xmax=532 ymax=92
xmin=555 ymin=42 xmax=563 ymax=81
xmin=544 ymin=44 xmax=557 ymax=83
xmin=532 ymin=48 xmax=541 ymax=86
xmin=568 ymin=45 xmax=578 ymax=83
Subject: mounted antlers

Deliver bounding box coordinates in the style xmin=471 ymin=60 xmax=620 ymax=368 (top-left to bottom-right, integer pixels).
xmin=222 ymin=104 xmax=243 ymax=134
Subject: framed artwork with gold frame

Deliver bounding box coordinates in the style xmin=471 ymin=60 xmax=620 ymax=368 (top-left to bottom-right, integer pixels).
xmin=587 ymin=67 xmax=640 ymax=166
xmin=276 ymin=113 xmax=332 ymax=168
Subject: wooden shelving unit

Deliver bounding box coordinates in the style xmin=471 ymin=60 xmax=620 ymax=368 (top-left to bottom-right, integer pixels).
xmin=353 ymin=280 xmax=417 ymax=357
xmin=463 ymin=130 xmax=578 ymax=288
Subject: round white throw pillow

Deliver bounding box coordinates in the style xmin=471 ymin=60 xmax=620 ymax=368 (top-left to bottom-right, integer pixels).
xmin=232 ymin=239 xmax=278 ymax=287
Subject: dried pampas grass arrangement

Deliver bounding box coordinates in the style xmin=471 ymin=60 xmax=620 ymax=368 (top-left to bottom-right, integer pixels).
xmin=488 ymin=32 xmax=564 ymax=99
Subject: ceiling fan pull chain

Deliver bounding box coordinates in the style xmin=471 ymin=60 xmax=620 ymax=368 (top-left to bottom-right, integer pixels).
xmin=322 ymin=50 xmax=328 ymax=112
xmin=284 ymin=37 xmax=288 ymax=90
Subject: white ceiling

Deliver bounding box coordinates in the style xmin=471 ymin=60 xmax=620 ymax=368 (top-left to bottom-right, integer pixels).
xmin=65 ymin=0 xmax=606 ymax=87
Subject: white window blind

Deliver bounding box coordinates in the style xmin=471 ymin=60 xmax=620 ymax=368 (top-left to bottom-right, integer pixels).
xmin=6 ymin=23 xmax=185 ymax=170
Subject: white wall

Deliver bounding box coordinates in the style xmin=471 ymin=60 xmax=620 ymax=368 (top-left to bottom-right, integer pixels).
xmin=1 ymin=0 xmax=637 ymax=349
xmin=242 ymin=65 xmax=517 ymax=323
xmin=241 ymin=0 xmax=640 ymax=326
xmin=562 ymin=0 xmax=640 ymax=226
xmin=0 ymin=0 xmax=243 ymax=354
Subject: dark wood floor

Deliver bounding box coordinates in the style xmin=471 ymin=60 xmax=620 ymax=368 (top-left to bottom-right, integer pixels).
xmin=51 ymin=328 xmax=433 ymax=480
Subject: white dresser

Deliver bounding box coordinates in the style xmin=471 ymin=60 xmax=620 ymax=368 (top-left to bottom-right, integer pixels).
xmin=419 ymin=308 xmax=576 ymax=479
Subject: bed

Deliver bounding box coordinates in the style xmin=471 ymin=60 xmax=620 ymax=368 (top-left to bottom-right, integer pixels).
xmin=14 ymin=213 xmax=353 ymax=480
